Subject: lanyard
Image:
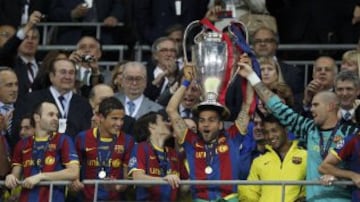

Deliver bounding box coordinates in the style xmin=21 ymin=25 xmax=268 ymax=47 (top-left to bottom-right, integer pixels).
xmin=205 ymin=140 xmax=218 ymax=167
xmin=49 ymin=88 xmax=72 ymax=118
xmin=31 ymin=135 xmax=52 ymax=172
xmin=96 ymin=128 xmax=118 ymax=173
xmin=319 ymin=122 xmax=340 ymax=159
xmin=149 ymin=142 xmax=168 ymax=176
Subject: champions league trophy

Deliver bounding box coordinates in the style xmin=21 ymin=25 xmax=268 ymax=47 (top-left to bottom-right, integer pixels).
xmin=183 ymin=19 xmax=249 ymax=118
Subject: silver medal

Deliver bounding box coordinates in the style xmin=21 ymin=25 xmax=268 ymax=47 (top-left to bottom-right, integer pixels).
xmin=205 ymin=166 xmax=213 ymax=174
xmin=98 ymin=170 xmax=107 ymax=179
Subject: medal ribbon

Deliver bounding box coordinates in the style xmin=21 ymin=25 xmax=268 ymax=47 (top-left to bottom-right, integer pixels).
xmin=319 ymin=122 xmax=340 ymax=159
xmin=96 ymin=128 xmax=119 ymax=177
xmin=204 ymin=141 xmax=217 ymax=173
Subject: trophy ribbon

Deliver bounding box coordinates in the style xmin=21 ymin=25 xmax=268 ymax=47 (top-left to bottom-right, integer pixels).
xmin=199 ymin=18 xmax=234 ymax=105
xmin=230 ymin=23 xmax=261 ymax=115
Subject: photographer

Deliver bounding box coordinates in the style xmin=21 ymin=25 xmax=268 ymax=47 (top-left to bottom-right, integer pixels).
xmin=69 ymin=35 xmax=104 ymax=98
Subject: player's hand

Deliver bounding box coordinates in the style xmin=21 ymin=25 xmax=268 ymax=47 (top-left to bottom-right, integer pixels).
xmin=69 ymin=179 xmax=84 ymax=192
xmin=163 ymin=174 xmax=180 ymax=189
xmin=237 ymin=53 xmax=254 ymax=78
xmin=5 ymin=174 xmax=20 ymax=189
xmin=183 ymin=63 xmax=195 ymax=81
xmin=22 ymin=173 xmax=43 ymax=189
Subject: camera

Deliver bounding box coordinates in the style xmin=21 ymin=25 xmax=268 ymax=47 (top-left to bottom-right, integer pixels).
xmin=81 ymin=55 xmax=95 ymax=63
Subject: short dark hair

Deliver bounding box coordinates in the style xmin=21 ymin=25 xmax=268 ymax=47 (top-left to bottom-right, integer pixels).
xmin=21 ymin=113 xmax=35 ymax=128
xmin=98 ymin=97 xmax=124 ymax=117
xmin=133 ymin=112 xmax=160 ymax=142
xmin=263 ymin=114 xmax=281 ymax=125
xmin=77 ymin=35 xmax=103 ymax=53
xmin=31 ymin=101 xmax=53 ymax=124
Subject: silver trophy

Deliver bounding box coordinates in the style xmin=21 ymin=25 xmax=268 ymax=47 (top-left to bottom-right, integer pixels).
xmin=183 ymin=20 xmax=248 ymax=119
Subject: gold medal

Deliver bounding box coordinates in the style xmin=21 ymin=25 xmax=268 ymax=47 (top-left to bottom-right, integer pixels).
xmin=205 ymin=166 xmax=213 ymax=174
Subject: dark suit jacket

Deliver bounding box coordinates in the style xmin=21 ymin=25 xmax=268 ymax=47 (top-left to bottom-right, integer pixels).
xmin=279 ymin=61 xmax=305 ymax=112
xmin=134 ymin=0 xmax=209 ymax=44
xmin=13 ymin=88 xmax=93 ymax=139
xmin=115 ymin=93 xmax=164 ymax=120
xmin=0 ymin=35 xmax=38 ymax=98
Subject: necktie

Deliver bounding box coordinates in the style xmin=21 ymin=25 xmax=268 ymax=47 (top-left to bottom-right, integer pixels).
xmin=1 ymin=105 xmax=13 ymax=136
xmin=82 ymin=69 xmax=91 ymax=86
xmin=344 ymin=111 xmax=352 ymax=121
xmin=58 ymin=96 xmax=65 ymax=110
xmin=183 ymin=108 xmax=191 ymax=118
xmin=127 ymin=101 xmax=135 ymax=117
xmin=27 ymin=62 xmax=35 ymax=83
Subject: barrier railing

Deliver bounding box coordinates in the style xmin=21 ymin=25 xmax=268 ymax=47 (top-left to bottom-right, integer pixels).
xmin=37 ymin=22 xmax=124 ymax=45
xmin=0 ymin=179 xmax=354 ymax=202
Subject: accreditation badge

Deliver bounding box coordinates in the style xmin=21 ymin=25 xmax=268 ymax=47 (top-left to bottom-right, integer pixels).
xmin=58 ymin=118 xmax=67 ymax=133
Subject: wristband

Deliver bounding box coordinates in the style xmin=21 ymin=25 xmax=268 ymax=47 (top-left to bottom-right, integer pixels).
xmin=247 ymin=72 xmax=261 ymax=86
xmin=182 ymin=80 xmax=190 ymax=87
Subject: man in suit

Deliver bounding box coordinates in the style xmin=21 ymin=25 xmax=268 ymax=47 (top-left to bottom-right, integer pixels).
xmin=89 ymin=84 xmax=135 ymax=135
xmin=144 ymin=36 xmax=179 ymax=101
xmin=134 ymin=0 xmax=209 ymax=45
xmin=48 ymin=0 xmax=125 ymax=45
xmin=14 ymin=58 xmax=93 ymax=139
xmin=0 ymin=68 xmax=19 ymax=149
xmin=69 ymin=35 xmax=104 ymax=98
xmin=115 ymin=61 xmax=163 ymax=120
xmin=302 ymin=56 xmax=338 ymax=111
xmin=0 ymin=11 xmax=42 ymax=98
xmin=334 ymin=70 xmax=360 ymax=124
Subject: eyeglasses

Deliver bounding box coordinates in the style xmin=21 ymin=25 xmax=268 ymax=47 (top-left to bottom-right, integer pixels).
xmin=124 ymin=76 xmax=145 ymax=83
xmin=0 ymin=32 xmax=11 ymax=38
xmin=158 ymin=48 xmax=177 ymax=53
xmin=253 ymin=38 xmax=276 ymax=45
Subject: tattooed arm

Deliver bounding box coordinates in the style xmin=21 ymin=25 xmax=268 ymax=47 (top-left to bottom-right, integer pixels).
xmin=166 ymin=84 xmax=189 ymax=143
xmin=235 ymin=81 xmax=253 ymax=134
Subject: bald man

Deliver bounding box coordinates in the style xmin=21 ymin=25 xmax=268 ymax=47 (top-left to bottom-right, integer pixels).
xmin=237 ymin=54 xmax=357 ymax=202
xmin=89 ymin=84 xmax=135 ymax=135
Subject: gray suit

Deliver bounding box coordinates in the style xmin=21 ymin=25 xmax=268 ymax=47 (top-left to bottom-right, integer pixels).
xmin=115 ymin=93 xmax=163 ymax=120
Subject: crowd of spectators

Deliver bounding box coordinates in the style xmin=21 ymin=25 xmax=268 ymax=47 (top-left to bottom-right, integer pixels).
xmin=0 ymin=0 xmax=360 ymax=202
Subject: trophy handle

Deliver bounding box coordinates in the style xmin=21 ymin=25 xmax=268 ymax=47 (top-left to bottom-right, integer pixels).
xmin=183 ymin=20 xmax=207 ymax=65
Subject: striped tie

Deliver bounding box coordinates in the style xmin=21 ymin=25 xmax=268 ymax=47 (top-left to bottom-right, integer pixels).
xmin=127 ymin=101 xmax=135 ymax=117
xmin=1 ymin=105 xmax=13 ymax=136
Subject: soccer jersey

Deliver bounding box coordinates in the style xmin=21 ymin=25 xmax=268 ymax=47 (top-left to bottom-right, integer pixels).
xmin=128 ymin=141 xmax=188 ymax=201
xmin=266 ymin=96 xmax=357 ymax=202
xmin=239 ymin=141 xmax=307 ymax=202
xmin=75 ymin=128 xmax=134 ymax=201
xmin=333 ymin=134 xmax=360 ymax=201
xmin=12 ymin=133 xmax=79 ymax=202
xmin=180 ymin=124 xmax=243 ymax=201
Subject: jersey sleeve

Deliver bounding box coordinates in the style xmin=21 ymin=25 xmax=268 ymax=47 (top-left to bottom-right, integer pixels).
xmin=128 ymin=143 xmax=147 ymax=177
xmin=123 ymin=135 xmax=135 ymax=166
xmin=60 ymin=135 xmax=79 ymax=166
